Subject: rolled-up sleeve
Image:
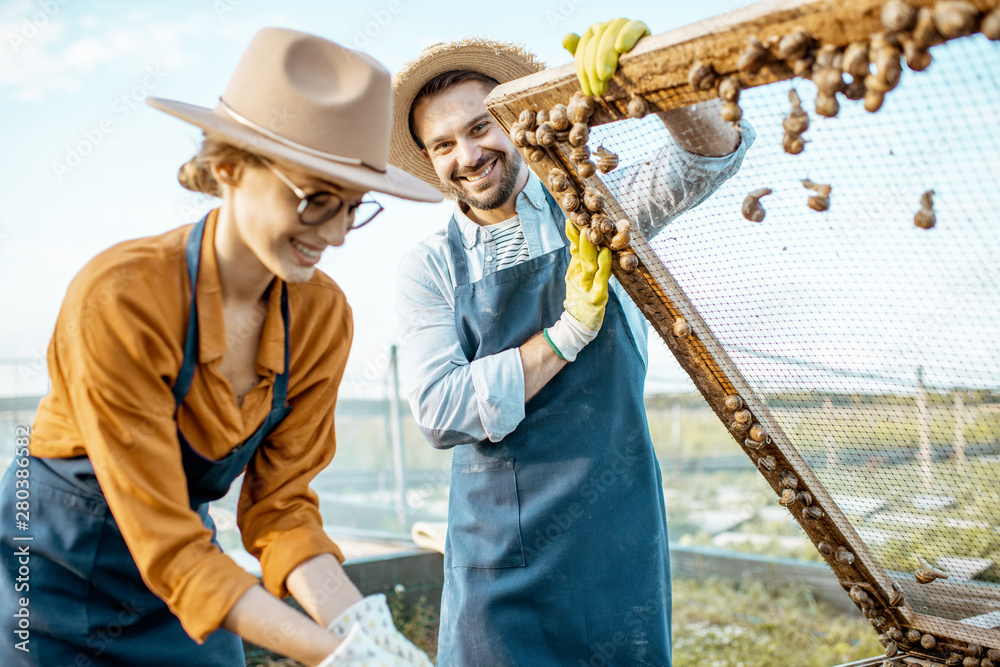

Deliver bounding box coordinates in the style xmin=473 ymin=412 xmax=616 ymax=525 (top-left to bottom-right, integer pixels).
xmin=396 ymin=243 xmax=526 ymax=448
xmin=610 ymin=119 xmax=756 ymax=239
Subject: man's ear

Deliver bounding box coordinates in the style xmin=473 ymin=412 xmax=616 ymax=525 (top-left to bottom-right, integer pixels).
xmin=211 ymin=161 xmax=242 ymax=186
xmin=420 ymin=149 xmax=431 ymax=163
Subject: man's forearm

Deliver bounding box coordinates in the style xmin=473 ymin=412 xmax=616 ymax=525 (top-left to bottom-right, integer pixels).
xmin=520 ymin=332 xmax=568 ymax=402
xmin=657 ymin=99 xmax=740 ymax=157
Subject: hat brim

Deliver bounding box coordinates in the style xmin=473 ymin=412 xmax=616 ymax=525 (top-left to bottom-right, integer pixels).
xmin=147 ymin=97 xmax=442 ymax=203
xmin=389 ymin=38 xmax=545 ymax=195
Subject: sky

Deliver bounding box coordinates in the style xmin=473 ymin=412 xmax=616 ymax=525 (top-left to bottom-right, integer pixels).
xmin=0 ymin=0 xmax=758 ymax=398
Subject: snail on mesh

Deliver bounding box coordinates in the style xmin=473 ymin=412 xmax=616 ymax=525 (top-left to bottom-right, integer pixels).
xmin=836 ymin=546 xmax=854 ymax=565
xmin=577 ymin=161 xmax=597 ymax=179
xmin=742 ymin=188 xmax=772 ymax=222
xmin=802 ymin=179 xmax=832 ymax=211
xmin=914 ymin=554 xmax=949 ymax=583
xmin=571 ymin=144 xmax=591 ymax=164
xmin=733 ymin=409 xmax=752 ymax=425
xmin=933 ymin=1 xmax=979 ymax=39
xmin=569 ymin=122 xmax=590 ymax=147
xmin=914 ymin=189 xmax=936 ymax=229
xmin=568 ymin=91 xmax=595 ymax=124
xmin=626 ymin=94 xmax=648 ymax=119
xmin=905 ymin=628 xmax=921 ymax=643
xmin=749 ymin=423 xmax=767 ymax=442
xmin=583 ymin=187 xmax=606 ymax=213
xmin=673 ymin=317 xmax=692 ymax=338
xmin=737 ymin=36 xmax=769 ymax=73
xmin=619 ymin=249 xmax=638 ymax=272
xmin=890 ymin=586 xmax=905 ymax=608
xmin=547 ymin=168 xmax=570 ymax=193
xmin=610 ymin=219 xmax=632 ymax=250
xmin=802 ymin=505 xmax=824 ymax=520
xmin=718 ymin=75 xmax=743 ymax=126
xmin=594 ymin=146 xmax=619 ymax=174
xmin=687 ymin=60 xmax=717 ymax=91
xmin=782 ymin=89 xmax=809 ymax=155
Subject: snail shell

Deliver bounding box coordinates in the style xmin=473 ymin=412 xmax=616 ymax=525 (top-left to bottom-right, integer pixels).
xmin=779 ymin=470 xmax=799 ymax=489
xmin=743 ymin=437 xmax=766 ymax=451
xmin=571 ymin=144 xmax=591 ymax=164
xmin=963 ymin=658 xmax=979 ymax=667
xmin=913 ymin=7 xmax=944 ymax=49
xmin=737 ymin=36 xmax=769 ymax=73
xmin=733 ymin=409 xmax=752 ymax=424
xmin=626 ymin=94 xmax=648 ymax=119
xmin=946 ymin=658 xmax=963 ymax=667
xmin=718 ymin=75 xmax=741 ymax=103
xmin=850 ymin=586 xmax=870 ymax=605
xmin=549 ymin=104 xmax=571 ymax=131
xmin=836 ymin=547 xmax=854 ymax=565
xmin=568 ymin=92 xmax=595 ymax=124
xmin=783 ymin=133 xmax=805 ymax=155
xmin=524 ymin=128 xmax=538 ymax=146
xmin=817 ymin=542 xmax=832 ymax=555
xmin=901 ymin=37 xmax=932 ymax=71
xmin=757 ymin=455 xmax=777 ymax=472
xmin=583 ymin=187 xmax=606 ymax=213
xmin=885 ymin=642 xmax=899 ymax=658
xmin=982 ymin=7 xmax=1000 ymax=40
xmin=673 ymin=318 xmax=692 ymax=337
xmin=778 ymin=488 xmax=796 ymax=506
xmin=864 ymin=88 xmax=886 ymax=113
xmin=921 ymin=634 xmax=937 ymax=650
xmin=802 ymin=505 xmax=824 ymax=520
xmin=547 ymin=169 xmax=569 ymax=193
xmin=914 ymin=189 xmax=936 ymax=229
xmin=842 ymin=41 xmax=870 ymax=79
xmin=511 ymin=124 xmax=528 ymax=148
xmin=721 ymin=101 xmax=743 ymax=124
xmin=527 ymin=148 xmax=545 ymax=162
xmin=572 ymin=210 xmax=591 ymax=228
xmin=968 ymin=646 xmax=984 ymax=659
xmin=808 ymin=195 xmax=831 ymax=212
xmin=882 ymin=0 xmax=918 ymax=32
xmin=890 ymin=590 xmax=906 ymax=607
xmin=585 ymin=227 xmax=605 ymax=246
xmin=878 ymin=633 xmax=890 ymax=648
xmin=814 ymin=93 xmax=839 ymax=118
xmin=778 ymin=27 xmax=813 ymax=61
xmin=814 ymin=65 xmax=845 ymax=96
xmin=610 ymin=220 xmax=631 ymax=250
xmin=577 ymin=161 xmax=597 ymax=179
xmin=595 ymin=146 xmax=619 ymax=174
xmin=749 ymin=423 xmax=767 ymax=442
xmin=687 ymin=60 xmax=717 ymax=91
xmin=796 ymin=490 xmax=813 ymax=506
xmin=915 ymin=569 xmax=939 ymax=584
xmin=569 ymin=122 xmax=590 ymax=147
xmin=619 ymin=250 xmax=638 ymax=272
xmin=888 ymin=627 xmax=904 ymax=642
xmin=933 ymin=1 xmax=979 ymax=39
xmin=518 ymin=109 xmax=537 ymax=131
xmin=990 ymin=650 xmax=1000 ymax=661
xmin=844 ymin=78 xmax=866 ymax=100
xmin=535 ymin=109 xmax=549 ymax=126
xmin=561 ymin=192 xmax=580 ymax=212
xmin=905 ymin=628 xmax=921 ymax=642
xmin=536 ymin=123 xmax=556 ymax=147
xmin=731 ymin=420 xmax=750 ymax=434
xmin=724 ymin=394 xmax=743 ymax=411
xmin=742 ymin=188 xmax=772 ymax=222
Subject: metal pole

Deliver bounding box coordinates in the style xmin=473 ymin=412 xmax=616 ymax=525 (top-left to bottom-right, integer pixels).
xmin=388 ymin=345 xmax=407 ymax=517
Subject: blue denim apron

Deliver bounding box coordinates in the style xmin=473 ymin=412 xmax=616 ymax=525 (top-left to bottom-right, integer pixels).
xmin=436 ymin=192 xmax=671 ymax=667
xmin=0 ymin=215 xmax=292 ymax=666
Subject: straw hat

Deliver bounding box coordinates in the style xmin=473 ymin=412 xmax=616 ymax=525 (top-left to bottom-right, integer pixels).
xmin=389 ymin=38 xmax=545 ymax=193
xmin=147 ymin=27 xmax=440 ymax=203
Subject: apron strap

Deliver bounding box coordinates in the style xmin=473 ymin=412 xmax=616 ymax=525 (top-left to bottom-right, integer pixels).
xmin=173 ymin=216 xmax=207 ymax=407
xmin=446 ymin=213 xmax=470 ymax=287
xmin=272 ymin=280 xmax=290 ymax=408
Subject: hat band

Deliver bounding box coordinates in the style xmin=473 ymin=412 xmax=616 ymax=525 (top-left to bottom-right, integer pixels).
xmin=218 ymin=98 xmax=385 ymax=173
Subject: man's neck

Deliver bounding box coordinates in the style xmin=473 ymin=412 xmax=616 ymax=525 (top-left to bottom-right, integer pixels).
xmin=462 ymin=168 xmax=530 ymax=226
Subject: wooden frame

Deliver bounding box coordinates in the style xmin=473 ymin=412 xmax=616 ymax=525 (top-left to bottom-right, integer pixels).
xmin=485 ymin=0 xmax=1000 ymax=663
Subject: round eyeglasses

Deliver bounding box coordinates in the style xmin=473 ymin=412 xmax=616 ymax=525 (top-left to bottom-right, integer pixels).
xmin=258 ymin=156 xmax=384 ymax=228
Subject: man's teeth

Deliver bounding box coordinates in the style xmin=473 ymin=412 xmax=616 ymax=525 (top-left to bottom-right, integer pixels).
xmin=465 ymin=161 xmax=494 ymax=183
xmin=292 ymin=239 xmax=323 ymax=258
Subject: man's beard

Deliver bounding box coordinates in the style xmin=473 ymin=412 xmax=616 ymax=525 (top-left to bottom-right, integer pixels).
xmin=442 ymin=150 xmax=524 ymax=211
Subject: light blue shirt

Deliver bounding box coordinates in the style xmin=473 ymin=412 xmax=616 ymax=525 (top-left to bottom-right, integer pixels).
xmin=396 ymin=120 xmax=755 ymax=447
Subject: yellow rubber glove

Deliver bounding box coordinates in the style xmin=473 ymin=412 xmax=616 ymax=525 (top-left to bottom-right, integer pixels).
xmin=563 ymin=219 xmax=613 ymax=331
xmin=563 ymin=19 xmax=650 ymax=96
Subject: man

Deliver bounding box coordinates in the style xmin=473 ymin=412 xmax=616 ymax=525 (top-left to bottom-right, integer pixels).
xmin=390 ymin=31 xmax=754 ymax=666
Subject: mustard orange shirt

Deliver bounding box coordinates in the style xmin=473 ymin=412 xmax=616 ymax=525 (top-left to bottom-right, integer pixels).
xmin=30 ymin=209 xmax=352 ymax=642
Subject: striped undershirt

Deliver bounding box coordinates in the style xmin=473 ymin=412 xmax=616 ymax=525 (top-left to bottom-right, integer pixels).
xmin=484 ymin=216 xmax=530 ymax=272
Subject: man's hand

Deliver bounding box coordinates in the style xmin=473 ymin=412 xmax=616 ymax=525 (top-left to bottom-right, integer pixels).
xmin=563 ymin=219 xmax=613 ymax=331
xmin=564 ymin=19 xmax=650 ymax=95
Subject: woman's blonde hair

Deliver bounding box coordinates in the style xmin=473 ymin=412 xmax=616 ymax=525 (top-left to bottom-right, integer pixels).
xmin=177 ymin=133 xmax=258 ymax=196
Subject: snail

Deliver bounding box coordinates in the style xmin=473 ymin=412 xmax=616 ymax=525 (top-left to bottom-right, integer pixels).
xmin=536 ymin=122 xmax=556 ymax=147
xmin=885 ymin=642 xmax=899 ymax=658
xmin=524 ymin=128 xmax=538 ymax=146
xmin=737 ymin=36 xmax=769 ymax=73
xmin=591 ymin=214 xmax=614 ymax=237
xmin=742 ymin=187 xmax=772 ymax=222
xmin=921 ymin=634 xmax=937 ymax=650
xmin=723 ymin=394 xmax=743 ymax=411
xmin=914 ymin=554 xmax=949 ymax=583
xmin=572 ymin=210 xmax=591 ymax=229
xmin=905 ymin=628 xmax=921 ymax=643
xmin=779 ymin=488 xmax=796 ymax=506
xmin=802 ymin=505 xmax=824 ymax=520
xmin=968 ymin=645 xmax=985 ymax=659
xmin=913 ymin=7 xmax=944 ymax=48
xmin=510 ymin=122 xmax=528 ymax=148
xmin=841 ymin=41 xmax=869 ymax=100
xmin=963 ymin=658 xmax=979 ymax=667
xmin=743 ymin=437 xmax=766 ymax=451
xmin=849 ymin=586 xmax=869 ymax=605
xmin=983 ymin=7 xmax=1000 ymax=40
xmin=518 ymin=109 xmax=537 ymax=131
xmin=673 ymin=317 xmax=692 ymax=338
xmin=865 ymin=35 xmax=902 ymax=112
xmin=802 ymin=179 xmax=832 ymax=211
xmin=778 ymin=470 xmax=798 ymax=489
xmin=619 ymin=249 xmax=638 ymax=272
xmin=687 ymin=60 xmax=717 ymax=91
xmin=718 ymin=76 xmax=743 ymax=126
xmin=527 ymin=148 xmax=545 ymax=162
xmin=571 ymin=144 xmax=591 ymax=164
xmin=568 ymin=92 xmax=595 ymax=124
xmin=756 ymin=455 xmax=777 ymax=472
xmin=890 ymin=589 xmax=906 ymax=607
xmin=577 ymin=161 xmax=597 ymax=179
xmin=594 ymin=146 xmax=619 ymax=174
xmin=817 ymin=542 xmax=832 ymax=556
xmin=778 ymin=27 xmax=815 ymax=76
xmin=733 ymin=408 xmax=752 ymax=424
xmin=731 ymin=420 xmax=751 ymax=434
xmin=585 ymin=227 xmax=603 ymax=246
xmin=836 ymin=547 xmax=855 ymax=565
xmin=878 ymin=634 xmax=890 ymax=648
xmin=569 ymin=122 xmax=590 ymax=147
xmin=626 ymin=94 xmax=648 ymax=119
xmin=610 ymin=219 xmax=632 ymax=250
xmin=933 ymin=1 xmax=979 ymax=39
xmin=561 ymin=191 xmax=580 ymax=212
xmin=900 ymin=35 xmax=932 ymax=71
xmin=583 ymin=187 xmax=606 ymax=213
xmin=749 ymin=423 xmax=767 ymax=442
xmin=549 ymin=104 xmax=570 ymax=131
xmin=887 ymin=627 xmax=904 ymax=642
xmin=535 ymin=109 xmax=549 ymax=126
xmin=812 ymin=45 xmax=845 ymax=117
xmin=782 ymin=89 xmax=809 ymax=155
xmin=914 ymin=189 xmax=936 ymax=229
xmin=547 ymin=168 xmax=570 ymax=193
xmin=882 ymin=0 xmax=918 ymax=33
xmin=796 ymin=490 xmax=813 ymax=506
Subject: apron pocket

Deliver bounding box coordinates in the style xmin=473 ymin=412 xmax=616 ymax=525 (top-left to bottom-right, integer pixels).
xmin=449 ymin=458 xmax=525 ymax=569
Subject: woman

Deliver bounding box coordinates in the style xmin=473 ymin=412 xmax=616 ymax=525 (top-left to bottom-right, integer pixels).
xmin=0 ymin=28 xmax=439 ymax=667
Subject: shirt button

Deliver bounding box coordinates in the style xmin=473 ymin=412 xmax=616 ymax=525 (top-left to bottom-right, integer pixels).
xmin=485 ymin=255 xmax=493 ymax=261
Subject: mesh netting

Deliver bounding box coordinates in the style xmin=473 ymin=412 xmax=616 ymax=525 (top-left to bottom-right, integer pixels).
xmin=591 ymin=34 xmax=1000 ymax=630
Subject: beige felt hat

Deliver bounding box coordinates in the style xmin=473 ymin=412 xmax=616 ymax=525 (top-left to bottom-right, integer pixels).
xmin=147 ymin=27 xmax=441 ymax=203
xmin=389 ymin=38 xmax=545 ymax=193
